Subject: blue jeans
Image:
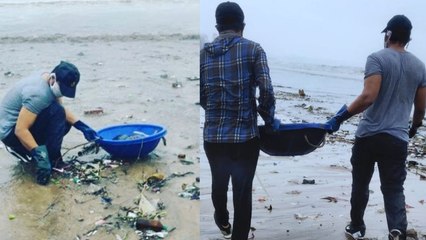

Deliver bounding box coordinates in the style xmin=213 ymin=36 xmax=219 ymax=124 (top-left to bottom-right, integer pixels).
xmin=350 ymin=133 xmax=408 ymax=236
xmin=204 ymin=138 xmax=259 ymax=240
xmin=2 ymin=102 xmax=71 ymax=164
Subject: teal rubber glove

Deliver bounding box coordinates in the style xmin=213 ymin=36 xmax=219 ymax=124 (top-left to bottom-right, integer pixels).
xmin=326 ymin=105 xmax=353 ymax=133
xmin=31 ymin=145 xmax=51 ymax=185
xmin=74 ymin=120 xmax=99 ymax=142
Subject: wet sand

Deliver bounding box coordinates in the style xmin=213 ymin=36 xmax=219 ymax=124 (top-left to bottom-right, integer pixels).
xmin=200 ymin=66 xmax=426 ymax=240
xmin=0 ymin=0 xmax=199 ymax=239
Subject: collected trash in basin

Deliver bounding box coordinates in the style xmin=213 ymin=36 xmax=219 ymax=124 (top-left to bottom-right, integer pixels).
xmin=97 ymin=124 xmax=167 ymax=159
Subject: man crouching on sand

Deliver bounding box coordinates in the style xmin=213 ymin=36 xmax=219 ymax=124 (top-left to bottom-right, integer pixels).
xmin=327 ymin=15 xmax=426 ymax=240
xmin=0 ymin=61 xmax=99 ymax=185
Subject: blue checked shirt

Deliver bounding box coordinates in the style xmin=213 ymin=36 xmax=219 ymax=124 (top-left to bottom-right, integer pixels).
xmin=200 ymin=32 xmax=275 ymax=143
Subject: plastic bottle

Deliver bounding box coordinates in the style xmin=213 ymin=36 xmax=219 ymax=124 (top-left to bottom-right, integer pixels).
xmin=136 ymin=218 xmax=164 ymax=232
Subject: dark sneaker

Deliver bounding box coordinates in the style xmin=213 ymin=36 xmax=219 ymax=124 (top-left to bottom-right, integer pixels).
xmin=388 ymin=229 xmax=402 ymax=240
xmin=345 ymin=224 xmax=366 ymax=239
xmin=218 ymin=223 xmax=232 ymax=239
xmin=52 ymin=159 xmax=72 ymax=170
xmin=214 ymin=213 xmax=232 ymax=239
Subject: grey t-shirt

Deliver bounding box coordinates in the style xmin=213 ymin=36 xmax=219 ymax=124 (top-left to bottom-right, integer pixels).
xmin=356 ymin=48 xmax=426 ymax=142
xmin=0 ymin=71 xmax=55 ymax=140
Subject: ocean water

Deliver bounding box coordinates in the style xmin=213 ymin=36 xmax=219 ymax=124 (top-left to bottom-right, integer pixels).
xmin=0 ymin=0 xmax=198 ymax=41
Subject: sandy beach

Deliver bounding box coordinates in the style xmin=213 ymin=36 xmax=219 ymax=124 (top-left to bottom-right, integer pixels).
xmin=200 ymin=60 xmax=426 ymax=240
xmin=0 ymin=0 xmax=199 ymax=239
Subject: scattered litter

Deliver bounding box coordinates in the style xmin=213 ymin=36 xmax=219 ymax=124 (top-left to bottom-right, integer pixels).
xmin=179 ymin=159 xmax=194 ymax=165
xmin=172 ymin=81 xmax=182 ymax=88
xmin=25 ymin=142 xmax=192 ymax=238
xmin=84 ymin=107 xmax=104 ymax=115
xmin=321 ymin=196 xmax=338 ymax=203
xmin=136 ymin=218 xmax=165 ymax=232
xmin=294 ymin=213 xmax=322 ymax=221
xmin=286 ymin=190 xmax=301 ymax=195
xmin=294 ymin=213 xmax=309 ymax=221
xmin=138 ymin=193 xmax=157 ymax=216
xmin=186 ymin=76 xmax=199 ymax=81
xmin=77 ymin=143 xmax=100 ymax=156
xmin=178 ymin=182 xmax=200 ymax=200
xmin=139 ymin=171 xmax=194 ymax=193
xmin=265 ymin=204 xmax=272 ymax=212
xmin=8 ymin=214 xmax=15 ymax=220
xmin=136 ymin=230 xmax=168 ymax=239
xmin=4 ymin=71 xmax=14 ymax=77
xmin=258 ymin=196 xmax=267 ymax=202
xmin=177 ymin=154 xmax=186 ymax=159
xmin=377 ymin=208 xmax=385 ymax=214
xmin=407 ymin=229 xmax=418 ymax=239
xmin=302 ymin=179 xmax=315 ymax=185
xmin=298 ymin=89 xmax=305 ymax=97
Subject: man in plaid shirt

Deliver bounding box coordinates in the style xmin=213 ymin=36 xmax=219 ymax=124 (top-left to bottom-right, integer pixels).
xmin=200 ymin=2 xmax=276 ymax=239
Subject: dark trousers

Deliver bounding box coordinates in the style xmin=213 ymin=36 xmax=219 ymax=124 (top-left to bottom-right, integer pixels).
xmin=2 ymin=102 xmax=71 ymax=164
xmin=350 ymin=133 xmax=408 ymax=236
xmin=204 ymin=138 xmax=260 ymax=240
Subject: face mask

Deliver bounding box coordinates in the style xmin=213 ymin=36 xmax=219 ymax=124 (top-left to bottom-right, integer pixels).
xmin=384 ymin=30 xmax=392 ymax=48
xmin=49 ymin=74 xmax=63 ymax=98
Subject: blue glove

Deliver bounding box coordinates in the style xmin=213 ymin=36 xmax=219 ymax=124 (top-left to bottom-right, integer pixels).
xmin=31 ymin=145 xmax=51 ymax=185
xmin=272 ymin=118 xmax=281 ymax=130
xmin=265 ymin=118 xmax=281 ymax=132
xmin=74 ymin=120 xmax=99 ymax=142
xmin=326 ymin=105 xmax=353 ymax=133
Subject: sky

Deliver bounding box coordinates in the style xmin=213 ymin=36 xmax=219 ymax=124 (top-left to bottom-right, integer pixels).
xmin=200 ymin=0 xmax=426 ymax=67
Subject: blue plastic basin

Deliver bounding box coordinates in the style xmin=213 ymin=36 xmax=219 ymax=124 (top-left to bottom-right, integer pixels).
xmin=97 ymin=124 xmax=167 ymax=159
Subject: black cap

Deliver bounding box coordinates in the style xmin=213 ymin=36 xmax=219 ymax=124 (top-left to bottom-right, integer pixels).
xmin=381 ymin=15 xmax=412 ymax=33
xmin=51 ymin=61 xmax=80 ymax=98
xmin=215 ymin=1 xmax=244 ymax=31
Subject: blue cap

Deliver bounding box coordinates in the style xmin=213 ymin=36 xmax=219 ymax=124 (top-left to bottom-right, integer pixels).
xmin=51 ymin=61 xmax=80 ymax=98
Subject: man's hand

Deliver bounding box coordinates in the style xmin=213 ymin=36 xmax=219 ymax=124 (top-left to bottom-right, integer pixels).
xmin=31 ymin=145 xmax=51 ymax=185
xmin=73 ymin=120 xmax=99 ymax=142
xmin=409 ymin=122 xmax=422 ymax=138
xmin=326 ymin=105 xmax=353 ymax=133
xmin=264 ymin=118 xmax=281 ymax=133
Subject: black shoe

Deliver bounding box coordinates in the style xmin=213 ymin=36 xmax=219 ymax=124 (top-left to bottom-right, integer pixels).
xmin=52 ymin=159 xmax=72 ymax=170
xmin=388 ymin=229 xmax=402 ymax=240
xmin=345 ymin=224 xmax=366 ymax=239
xmin=214 ymin=213 xmax=232 ymax=239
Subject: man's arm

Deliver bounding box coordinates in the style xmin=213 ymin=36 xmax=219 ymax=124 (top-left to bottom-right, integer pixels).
xmin=347 ymin=74 xmax=382 ymax=115
xmin=255 ymin=46 xmax=275 ymax=125
xmin=65 ymin=108 xmax=78 ymax=125
xmin=15 ymin=107 xmax=38 ymax=151
xmin=326 ymin=74 xmax=382 ymax=133
xmin=412 ymin=87 xmax=426 ymax=127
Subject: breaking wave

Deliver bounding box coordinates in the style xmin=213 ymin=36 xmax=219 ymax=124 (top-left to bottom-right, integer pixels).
xmin=0 ymin=33 xmax=199 ymax=44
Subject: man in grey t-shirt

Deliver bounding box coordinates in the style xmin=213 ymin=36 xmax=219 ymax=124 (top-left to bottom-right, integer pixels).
xmin=327 ymin=15 xmax=426 ymax=240
xmin=0 ymin=61 xmax=99 ymax=185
